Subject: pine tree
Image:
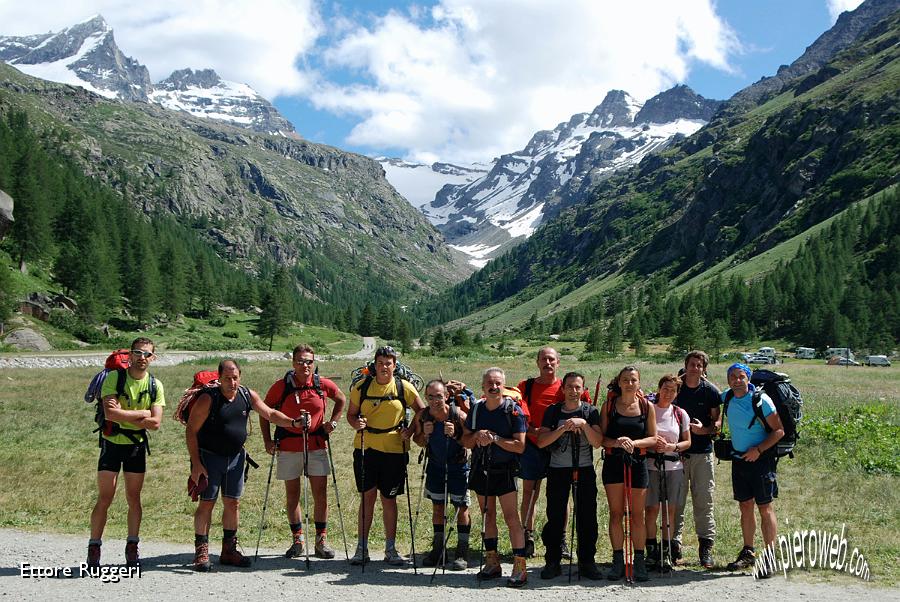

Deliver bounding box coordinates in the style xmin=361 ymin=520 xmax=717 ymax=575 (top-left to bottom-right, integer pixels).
xmin=358 ymin=303 xmax=375 ymax=336
xmin=254 ymin=268 xmax=292 ymax=351
xmin=397 ymin=320 xmax=413 ymax=354
xmin=431 ymin=326 xmax=448 ymax=353
xmin=670 ymin=305 xmax=705 ymax=356
xmin=709 ymin=319 xmax=730 ymax=362
xmin=128 ymin=230 xmax=161 ymax=323
xmin=585 ymin=323 xmax=603 ymax=353
xmin=451 ymin=327 xmax=471 ymax=347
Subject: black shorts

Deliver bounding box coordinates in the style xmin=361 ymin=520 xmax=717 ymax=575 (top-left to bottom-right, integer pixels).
xmin=468 ymin=462 xmax=518 ymax=497
xmin=353 ymin=449 xmax=408 ymax=499
xmin=732 ymin=455 xmax=778 ymax=505
xmin=601 ymin=454 xmax=649 ymax=488
xmin=98 ymin=440 xmax=146 ymax=474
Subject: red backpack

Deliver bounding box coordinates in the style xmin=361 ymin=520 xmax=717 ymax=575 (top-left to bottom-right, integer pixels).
xmin=173 ymin=371 xmax=220 ymax=425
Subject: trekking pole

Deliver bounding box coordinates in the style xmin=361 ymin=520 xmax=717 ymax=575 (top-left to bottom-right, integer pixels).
xmin=660 ymin=452 xmax=679 ymax=575
xmin=326 ymin=436 xmax=350 ymax=562
xmin=411 ymin=448 xmax=429 ymax=558
xmin=359 ymin=413 xmax=367 ymax=573
xmin=569 ymin=431 xmax=579 ymax=583
xmin=302 ymin=414 xmax=311 ymax=570
xmin=593 ymin=373 xmax=602 ymax=407
xmin=440 ymin=432 xmax=450 ymax=576
xmin=255 ymin=439 xmax=278 ymax=562
xmin=404 ymin=408 xmax=418 ymax=574
xmin=477 ymin=445 xmax=492 ymax=588
xmin=623 ymin=457 xmax=633 ymax=584
xmin=431 ymin=503 xmax=462 ymax=583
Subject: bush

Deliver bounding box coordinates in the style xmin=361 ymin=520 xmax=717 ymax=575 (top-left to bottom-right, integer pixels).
xmin=223 ymin=331 xmax=239 ymax=339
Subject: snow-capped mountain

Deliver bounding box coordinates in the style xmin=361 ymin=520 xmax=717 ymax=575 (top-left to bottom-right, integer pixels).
xmin=431 ymin=86 xmax=722 ymax=267
xmin=0 ymin=15 xmax=151 ymax=101
xmin=0 ymin=16 xmax=294 ymax=135
xmin=377 ymin=158 xmax=490 ymax=212
xmin=151 ymin=68 xmax=294 ymax=135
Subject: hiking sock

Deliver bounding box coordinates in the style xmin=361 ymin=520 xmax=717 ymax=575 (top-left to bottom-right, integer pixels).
xmin=89 ymin=539 xmax=102 ymax=546
xmin=512 ymin=547 xmax=526 ymax=557
xmin=290 ymin=522 xmax=303 ymax=535
xmin=385 ymin=537 xmax=397 ymax=552
xmin=126 ymin=535 xmax=139 ymax=544
xmin=315 ymin=522 xmax=327 ymax=535
xmin=223 ymin=529 xmax=237 ymax=541
xmin=484 ymin=537 xmax=498 ymax=552
xmin=195 ymin=534 xmax=209 ymax=546
xmin=433 ymin=523 xmax=445 ymax=536
xmin=458 ymin=524 xmax=471 ymax=546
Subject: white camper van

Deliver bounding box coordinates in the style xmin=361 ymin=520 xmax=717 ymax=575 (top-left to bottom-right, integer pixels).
xmin=864 ymin=355 xmax=891 ymax=367
xmin=825 ymin=347 xmax=855 ymax=361
xmin=795 ymin=347 xmax=816 ymax=359
xmin=757 ymin=347 xmax=777 ymax=361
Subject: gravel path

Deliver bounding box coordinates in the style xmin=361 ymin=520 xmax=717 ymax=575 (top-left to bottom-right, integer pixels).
xmin=0 ymin=338 xmax=378 ymax=370
xmin=2 ymin=529 xmax=894 ymax=601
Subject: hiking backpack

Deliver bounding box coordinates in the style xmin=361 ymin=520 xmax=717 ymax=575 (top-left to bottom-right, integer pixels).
xmin=602 ymin=389 xmax=650 ymax=457
xmin=270 ymin=368 xmax=329 ymax=442
xmin=173 ymin=370 xmax=220 ymax=425
xmin=83 ymin=349 xmax=157 ymax=449
xmin=722 ymin=369 xmax=802 ymax=458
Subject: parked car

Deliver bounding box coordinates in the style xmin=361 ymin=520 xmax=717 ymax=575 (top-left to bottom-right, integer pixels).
xmin=828 ymin=357 xmax=860 ymax=366
xmin=746 ymin=354 xmax=776 ymax=364
xmin=864 ymin=355 xmax=891 ymax=367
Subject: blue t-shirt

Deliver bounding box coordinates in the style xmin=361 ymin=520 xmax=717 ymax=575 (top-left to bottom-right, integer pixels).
xmin=424 ymin=405 xmax=468 ymax=470
xmin=464 ymin=398 xmax=526 ymax=465
xmin=724 ymin=390 xmax=775 ymax=453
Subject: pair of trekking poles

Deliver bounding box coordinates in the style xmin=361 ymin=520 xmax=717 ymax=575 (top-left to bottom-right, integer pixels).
xmin=254 ymin=412 xmax=350 ymax=567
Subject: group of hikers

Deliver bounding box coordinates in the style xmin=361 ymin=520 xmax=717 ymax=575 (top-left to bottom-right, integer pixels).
xmin=87 ymin=339 xmax=785 ymax=587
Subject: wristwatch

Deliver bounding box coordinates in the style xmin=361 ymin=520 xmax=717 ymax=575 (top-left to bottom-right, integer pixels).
xmin=329 ymin=420 xmax=338 ymax=430
xmin=492 ymin=434 xmax=500 ymax=444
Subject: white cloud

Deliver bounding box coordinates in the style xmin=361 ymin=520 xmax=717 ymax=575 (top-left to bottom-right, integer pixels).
xmin=308 ymin=0 xmax=741 ymax=164
xmin=0 ymin=0 xmax=321 ymax=98
xmin=826 ymin=0 xmax=864 ymax=23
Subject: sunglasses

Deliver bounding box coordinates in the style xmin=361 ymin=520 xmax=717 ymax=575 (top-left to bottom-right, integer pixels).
xmin=131 ymin=350 xmax=154 ymax=359
xmin=426 ymin=394 xmax=445 ymax=401
xmin=294 ymin=359 xmax=315 ymax=366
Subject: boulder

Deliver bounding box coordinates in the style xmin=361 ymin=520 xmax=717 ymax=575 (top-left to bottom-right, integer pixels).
xmin=0 ymin=190 xmax=12 ymax=240
xmin=4 ymin=327 xmax=53 ymax=351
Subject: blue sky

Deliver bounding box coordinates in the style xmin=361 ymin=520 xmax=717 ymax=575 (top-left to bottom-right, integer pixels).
xmin=0 ymin=0 xmax=864 ymax=164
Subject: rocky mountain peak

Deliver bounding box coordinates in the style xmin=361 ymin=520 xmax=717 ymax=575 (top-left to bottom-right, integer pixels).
xmin=634 ymin=85 xmax=722 ymax=124
xmin=586 ymin=89 xmax=640 ymax=128
xmin=157 ymin=68 xmax=223 ymax=91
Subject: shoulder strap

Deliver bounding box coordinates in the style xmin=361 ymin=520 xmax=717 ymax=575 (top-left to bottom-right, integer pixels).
xmin=148 ymin=375 xmax=157 ymax=404
xmin=313 ymin=372 xmax=324 ymax=400
xmin=471 ymin=400 xmax=480 ymax=431
xmin=275 ymin=370 xmax=296 ymax=411
xmin=749 ymin=390 xmax=772 ymax=432
xmin=116 ymin=368 xmax=127 ymax=399
xmin=524 ymin=378 xmax=535 ymax=405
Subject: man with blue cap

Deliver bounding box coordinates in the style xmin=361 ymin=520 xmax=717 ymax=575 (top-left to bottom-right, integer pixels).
xmin=721 ymin=363 xmax=784 ymax=573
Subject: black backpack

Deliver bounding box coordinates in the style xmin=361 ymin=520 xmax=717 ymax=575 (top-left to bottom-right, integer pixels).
xmin=723 ymin=369 xmax=802 ymax=458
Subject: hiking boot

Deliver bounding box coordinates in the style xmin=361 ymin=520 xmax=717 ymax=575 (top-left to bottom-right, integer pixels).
xmin=671 ymin=539 xmax=683 ymax=564
xmin=560 ymin=539 xmax=572 ymax=560
xmin=540 ymin=560 xmax=561 ymax=579
xmin=422 ymin=534 xmax=444 ymax=567
xmin=349 ymin=545 xmax=369 ymax=566
xmin=193 ymin=542 xmax=211 ymax=572
xmin=86 ymin=543 xmax=101 ymax=568
xmin=124 ymin=541 xmax=140 ymax=568
xmin=384 ymin=548 xmax=408 ymax=566
xmin=579 ymin=562 xmax=603 ymax=580
xmin=285 ymin=532 xmax=305 ymax=558
xmin=506 ymin=556 xmax=527 ymax=588
xmin=220 ymin=536 xmax=252 ymax=567
xmin=314 ymin=533 xmax=335 ymax=559
xmin=726 ymin=546 xmax=756 ymax=571
xmin=645 ymin=540 xmax=659 ymax=569
xmin=450 ymin=541 xmax=468 ymax=571
xmin=523 ymin=530 xmax=535 ymax=558
xmin=478 ymin=550 xmax=502 ymax=580
xmin=607 ymin=550 xmax=625 ymax=581
xmin=698 ymin=537 xmax=715 ymax=569
xmin=634 ymin=551 xmax=649 ymax=582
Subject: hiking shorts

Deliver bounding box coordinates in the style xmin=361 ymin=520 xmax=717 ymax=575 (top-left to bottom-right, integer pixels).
xmin=277 ymin=449 xmax=329 ymax=480
xmin=424 ymin=464 xmax=471 ymax=507
xmin=98 ymin=440 xmax=146 ymax=474
xmin=602 ymin=454 xmax=649 ymax=489
xmin=732 ymin=456 xmax=778 ymax=505
xmin=469 ymin=462 xmax=518 ymax=497
xmin=353 ymin=449 xmax=408 ymax=498
xmin=199 ymin=448 xmax=246 ymax=501
xmin=518 ymin=441 xmax=549 ymax=481
xmin=646 ymin=468 xmax=684 ymax=506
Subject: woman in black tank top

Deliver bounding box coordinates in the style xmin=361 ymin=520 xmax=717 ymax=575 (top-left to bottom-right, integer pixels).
xmin=600 ymin=366 xmax=657 ymax=581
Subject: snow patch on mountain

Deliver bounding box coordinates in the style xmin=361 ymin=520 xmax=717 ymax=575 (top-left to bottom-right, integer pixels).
xmin=377 ymin=158 xmax=489 ymax=211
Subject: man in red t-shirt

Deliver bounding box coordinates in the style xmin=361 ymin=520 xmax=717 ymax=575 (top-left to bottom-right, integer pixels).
xmin=261 ymin=344 xmax=346 ymax=559
xmin=517 ymin=346 xmax=591 ymax=558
